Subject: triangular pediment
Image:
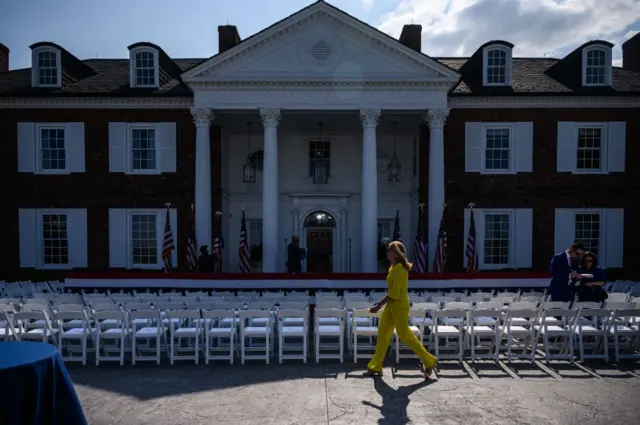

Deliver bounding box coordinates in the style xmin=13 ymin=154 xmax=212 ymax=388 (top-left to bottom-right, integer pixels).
xmin=182 ymin=1 xmax=459 ymax=83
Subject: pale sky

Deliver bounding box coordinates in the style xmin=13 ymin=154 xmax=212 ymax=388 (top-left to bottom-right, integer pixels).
xmin=1 ymin=0 xmax=638 ymax=70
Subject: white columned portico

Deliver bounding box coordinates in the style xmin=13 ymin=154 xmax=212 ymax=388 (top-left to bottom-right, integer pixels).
xmin=260 ymin=109 xmax=281 ymax=272
xmin=191 ymin=108 xmax=214 ymax=251
xmin=425 ymin=109 xmax=450 ymax=272
xmin=360 ymin=109 xmax=381 ymax=273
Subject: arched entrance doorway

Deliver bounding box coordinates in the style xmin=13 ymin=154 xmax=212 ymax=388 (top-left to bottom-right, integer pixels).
xmin=303 ymin=211 xmax=336 ymax=273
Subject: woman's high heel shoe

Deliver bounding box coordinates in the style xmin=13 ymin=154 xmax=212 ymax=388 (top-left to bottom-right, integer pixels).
xmin=420 ymin=362 xmax=436 ymax=379
xmin=363 ymin=368 xmax=383 ymax=377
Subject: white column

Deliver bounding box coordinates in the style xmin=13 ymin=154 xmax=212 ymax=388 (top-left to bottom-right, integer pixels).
xmin=260 ymin=109 xmax=281 ymax=272
xmin=339 ymin=206 xmax=347 ymax=272
xmin=191 ymin=108 xmax=214 ymax=252
xmin=359 ymin=109 xmax=381 ymax=273
xmin=425 ymin=109 xmax=449 ymax=272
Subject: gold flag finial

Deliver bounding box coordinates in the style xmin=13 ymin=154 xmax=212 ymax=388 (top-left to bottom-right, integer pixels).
xmin=468 ymin=202 xmax=475 ymax=209
xmin=418 ymin=203 xmax=425 ymax=211
xmin=165 ymin=202 xmax=171 ymax=208
xmin=215 ymin=211 xmax=222 ymax=219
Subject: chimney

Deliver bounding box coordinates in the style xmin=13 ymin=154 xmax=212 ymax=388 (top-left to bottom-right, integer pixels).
xmin=622 ymin=32 xmax=640 ymax=72
xmin=0 ymin=43 xmax=9 ymax=72
xmin=218 ymin=25 xmax=241 ymax=54
xmin=399 ymin=24 xmax=422 ymax=53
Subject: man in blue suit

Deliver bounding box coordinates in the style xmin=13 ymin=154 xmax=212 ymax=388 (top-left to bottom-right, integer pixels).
xmin=549 ymin=242 xmax=585 ymax=302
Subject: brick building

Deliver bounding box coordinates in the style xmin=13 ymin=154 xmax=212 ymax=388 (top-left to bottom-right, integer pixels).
xmin=1 ymin=1 xmax=638 ymax=279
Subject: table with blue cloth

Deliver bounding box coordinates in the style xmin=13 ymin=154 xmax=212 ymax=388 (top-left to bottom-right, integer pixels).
xmin=0 ymin=342 xmax=88 ymax=425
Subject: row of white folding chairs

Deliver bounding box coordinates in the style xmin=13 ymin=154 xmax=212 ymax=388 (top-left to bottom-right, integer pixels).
xmin=350 ymin=304 xmax=640 ymax=364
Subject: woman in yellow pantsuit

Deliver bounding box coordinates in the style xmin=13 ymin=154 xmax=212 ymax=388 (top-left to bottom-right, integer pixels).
xmin=365 ymin=241 xmax=437 ymax=379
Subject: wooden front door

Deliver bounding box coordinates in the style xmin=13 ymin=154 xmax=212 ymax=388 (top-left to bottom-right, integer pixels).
xmin=306 ymin=229 xmax=333 ymax=273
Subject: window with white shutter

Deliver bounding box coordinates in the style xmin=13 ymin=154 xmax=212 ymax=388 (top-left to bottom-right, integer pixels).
xmin=108 ymin=122 xmax=176 ymax=174
xmin=557 ymin=122 xmax=625 ymax=173
xmin=465 ymin=122 xmax=532 ymax=174
xmin=17 ymin=122 xmax=85 ymax=174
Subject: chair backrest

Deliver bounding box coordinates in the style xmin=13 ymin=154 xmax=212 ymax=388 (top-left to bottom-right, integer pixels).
xmin=55 ymin=310 xmax=88 ymax=322
xmin=497 ymin=291 xmax=520 ymax=299
xmin=411 ymin=302 xmax=438 ymax=311
xmin=431 ymin=296 xmax=456 ymax=304
xmin=469 ymin=308 xmax=502 ymax=320
xmin=605 ymin=301 xmax=632 ymax=310
xmin=20 ymin=303 xmax=50 ymax=312
xmin=464 ymin=293 xmax=489 ymax=302
xmin=214 ymin=302 xmax=245 ymax=310
xmin=475 ymin=301 xmax=503 ymax=310
xmin=185 ymin=302 xmax=216 ymax=310
xmin=201 ymin=309 xmax=235 ymax=320
xmin=277 ymin=308 xmax=308 ymax=322
xmin=509 ymin=301 xmax=539 ymax=310
xmin=576 ymin=308 xmax=612 ymax=320
xmin=519 ymin=296 xmax=544 ymax=303
xmin=261 ymin=292 xmax=286 ymax=299
xmin=278 ymin=301 xmax=307 ymax=310
xmin=93 ymin=310 xmax=125 ymax=321
xmin=542 ymin=301 xmax=571 ymax=310
xmin=233 ymin=296 xmax=255 ymax=303
xmin=15 ymin=310 xmax=49 ymax=323
xmin=246 ymin=302 xmax=274 ymax=310
xmin=239 ymin=309 xmax=271 ymax=319
xmin=55 ymin=304 xmax=85 ymax=312
xmin=612 ymin=308 xmax=640 ymax=321
xmin=129 ymin=309 xmax=160 ymax=320
xmin=154 ymin=302 xmax=185 ymax=311
xmin=433 ymin=309 xmax=466 ymax=319
xmin=92 ymin=303 xmax=120 ymax=311
xmin=346 ymin=301 xmax=372 ymax=310
xmin=123 ymin=302 xmax=152 ymax=311
xmin=504 ymin=308 xmax=539 ymax=321
xmin=166 ymin=309 xmax=200 ymax=319
xmin=316 ymin=301 xmax=343 ymax=310
xmin=407 ymin=309 xmax=429 ymax=318
xmin=492 ymin=296 xmax=515 ymax=304
xmin=540 ymin=308 xmax=577 ymax=323
xmin=315 ymin=308 xmax=344 ymax=319
xmin=443 ymin=301 xmax=471 ymax=310
xmin=352 ymin=309 xmax=380 ymax=319
xmin=573 ymin=301 xmax=602 ymax=310
xmin=607 ymin=293 xmax=629 ymax=303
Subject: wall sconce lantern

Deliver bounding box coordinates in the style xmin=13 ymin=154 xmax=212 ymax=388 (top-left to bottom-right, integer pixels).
xmin=388 ymin=121 xmax=401 ymax=183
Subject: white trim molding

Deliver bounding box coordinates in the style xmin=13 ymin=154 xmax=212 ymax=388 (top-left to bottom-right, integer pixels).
xmin=31 ymin=46 xmax=62 ymax=88
xmin=449 ymin=96 xmax=640 ymax=108
xmin=0 ymin=97 xmax=193 ymax=109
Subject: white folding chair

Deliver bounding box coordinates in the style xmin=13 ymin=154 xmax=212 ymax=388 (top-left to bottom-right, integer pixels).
xmin=239 ymin=310 xmax=272 ymax=364
xmin=14 ymin=311 xmax=58 ymax=344
xmin=314 ymin=308 xmax=345 ymax=363
xmin=56 ymin=310 xmax=92 ymax=365
xmin=130 ymin=309 xmax=164 ymax=365
xmin=573 ymin=308 xmax=611 ymax=362
xmin=202 ymin=310 xmax=236 ymax=364
xmin=467 ymin=309 xmax=502 ymax=362
xmin=609 ymin=308 xmax=640 ymax=363
xmin=351 ymin=309 xmax=380 ymax=363
xmin=498 ymin=308 xmax=539 ymax=362
xmin=534 ymin=308 xmax=578 ymax=362
xmin=167 ymin=309 xmax=201 ymax=365
xmin=94 ymin=310 xmax=129 ymax=366
xmin=277 ymin=308 xmax=308 ymax=363
xmin=432 ymin=309 xmax=466 ymax=361
xmin=395 ymin=309 xmax=427 ymax=362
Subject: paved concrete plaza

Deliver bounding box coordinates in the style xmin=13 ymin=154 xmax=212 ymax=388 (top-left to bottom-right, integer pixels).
xmin=69 ymin=359 xmax=640 ymax=425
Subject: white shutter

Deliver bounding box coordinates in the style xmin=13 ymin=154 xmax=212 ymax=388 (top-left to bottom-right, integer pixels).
xmin=464 ymin=122 xmax=483 ymax=172
xmin=157 ymin=122 xmax=177 ymax=173
xmin=170 ymin=208 xmax=178 ymax=267
xmin=556 ymin=122 xmax=576 ymax=172
xmin=607 ymin=122 xmax=626 ymax=172
xmin=67 ymin=209 xmax=88 ymax=267
xmin=66 ymin=123 xmax=85 ymax=173
xmin=108 ymin=123 xmax=127 ymax=172
xmin=554 ymin=209 xmax=575 ymax=254
xmin=515 ymin=122 xmax=533 ymax=172
xmin=604 ymin=208 xmax=624 ymax=268
xmin=109 ymin=209 xmax=128 ymax=267
xmin=19 ymin=209 xmax=37 ymax=267
xmin=17 ymin=123 xmax=36 ymax=172
xmin=514 ymin=209 xmax=533 ymax=268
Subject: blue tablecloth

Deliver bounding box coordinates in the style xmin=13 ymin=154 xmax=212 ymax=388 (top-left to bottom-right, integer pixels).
xmin=0 ymin=342 xmax=88 ymax=425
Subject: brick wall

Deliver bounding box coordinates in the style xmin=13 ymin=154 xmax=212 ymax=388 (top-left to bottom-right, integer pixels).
xmin=419 ymin=108 xmax=640 ymax=276
xmin=0 ymin=109 xmax=222 ymax=279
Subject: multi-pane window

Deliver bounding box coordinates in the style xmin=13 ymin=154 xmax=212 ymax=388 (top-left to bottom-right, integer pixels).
xmin=41 ymin=213 xmax=68 ymax=265
xmin=39 ymin=127 xmax=66 ymax=171
xmin=483 ymin=213 xmax=510 ymax=266
xmin=134 ymin=51 xmax=156 ymax=86
xmin=486 ymin=49 xmax=507 ymax=84
xmin=309 ymin=141 xmax=330 ymax=178
xmin=585 ymin=49 xmax=606 ymax=85
xmin=131 ymin=214 xmax=157 ymax=265
xmin=484 ymin=127 xmax=510 ymax=170
xmin=575 ymin=213 xmax=601 ymax=257
xmin=576 ymin=127 xmax=602 ymax=171
xmin=378 ymin=221 xmax=392 ymax=244
xmin=131 ymin=128 xmax=156 ymax=171
xmin=37 ymin=51 xmax=58 ymax=86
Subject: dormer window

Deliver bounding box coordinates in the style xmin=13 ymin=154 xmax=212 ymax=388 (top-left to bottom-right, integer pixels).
xmin=32 ymin=47 xmax=61 ymax=88
xmin=483 ymin=45 xmax=512 ymax=86
xmin=582 ymin=45 xmax=612 ymax=86
xmin=130 ymin=48 xmax=158 ymax=88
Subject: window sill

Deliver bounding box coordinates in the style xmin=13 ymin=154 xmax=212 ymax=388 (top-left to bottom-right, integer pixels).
xmin=37 ymin=264 xmax=72 ymax=270
xmin=479 ymin=264 xmax=512 ymax=271
xmin=479 ymin=170 xmax=517 ymax=175
xmin=34 ymin=170 xmax=71 ymax=175
xmin=125 ymin=170 xmax=162 ymax=176
xmin=127 ymin=264 xmax=162 ymax=270
xmin=571 ymin=170 xmax=609 ymax=175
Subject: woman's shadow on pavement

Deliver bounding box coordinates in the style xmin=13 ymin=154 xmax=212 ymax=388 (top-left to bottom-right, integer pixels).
xmin=361 ymin=375 xmax=434 ymax=425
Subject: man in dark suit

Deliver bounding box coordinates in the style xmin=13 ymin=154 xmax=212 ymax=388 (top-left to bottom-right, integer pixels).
xmin=549 ymin=242 xmax=585 ymax=302
xmin=287 ymin=235 xmax=302 ymax=273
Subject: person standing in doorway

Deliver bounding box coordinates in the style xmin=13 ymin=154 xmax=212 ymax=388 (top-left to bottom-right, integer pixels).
xmin=365 ymin=241 xmax=437 ymax=379
xmin=287 ymin=235 xmax=302 ymax=273
xmin=549 ymin=242 xmax=584 ymax=302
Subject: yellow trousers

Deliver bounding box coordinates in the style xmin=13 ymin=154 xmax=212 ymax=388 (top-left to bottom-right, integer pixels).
xmin=367 ymin=302 xmax=437 ymax=373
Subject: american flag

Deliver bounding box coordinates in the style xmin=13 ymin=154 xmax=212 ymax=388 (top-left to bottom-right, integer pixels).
xmin=413 ymin=206 xmax=426 ymax=273
xmin=466 ymin=208 xmax=479 ymax=272
xmin=434 ymin=205 xmax=447 ymax=273
xmin=162 ymin=208 xmax=174 ymax=273
xmin=392 ymin=208 xmax=402 ymax=242
xmin=238 ymin=209 xmax=251 ymax=273
xmin=186 ymin=213 xmax=197 ymax=271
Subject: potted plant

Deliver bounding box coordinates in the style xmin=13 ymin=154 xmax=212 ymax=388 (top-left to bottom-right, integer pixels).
xmin=377 ymin=237 xmax=390 ymax=272
xmin=250 ymin=243 xmax=263 ymax=272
